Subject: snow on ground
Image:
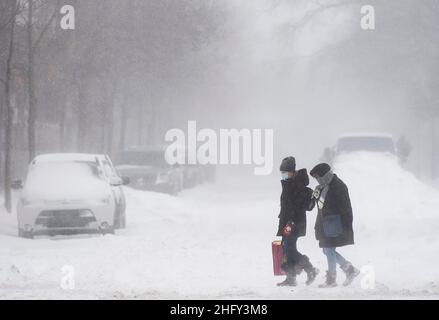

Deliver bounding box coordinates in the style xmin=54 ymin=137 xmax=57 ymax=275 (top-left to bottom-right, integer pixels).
xmin=1 ymin=153 xmax=439 ymax=299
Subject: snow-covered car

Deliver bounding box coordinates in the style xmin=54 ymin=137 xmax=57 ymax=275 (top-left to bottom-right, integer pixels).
xmin=177 ymin=146 xmax=216 ymax=187
xmin=96 ymin=154 xmax=129 ymax=229
xmin=115 ymin=147 xmax=186 ymax=194
xmin=320 ymin=133 xmax=398 ymax=165
xmin=13 ymin=153 xmax=130 ymax=239
xmin=335 ymin=133 xmax=397 ymax=155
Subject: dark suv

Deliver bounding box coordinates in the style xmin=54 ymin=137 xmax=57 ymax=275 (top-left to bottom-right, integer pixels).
xmin=114 ymin=147 xmax=186 ymax=194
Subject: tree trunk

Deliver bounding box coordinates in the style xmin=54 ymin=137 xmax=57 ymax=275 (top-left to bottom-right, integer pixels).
xmin=0 ymin=84 xmax=4 ymax=186
xmin=118 ymin=99 xmax=128 ymax=152
xmin=59 ymin=95 xmax=67 ymax=151
xmin=432 ymin=117 xmax=436 ymax=181
xmin=100 ymin=101 xmax=107 ymax=153
xmin=137 ymin=103 xmax=143 ymax=145
xmin=147 ymin=104 xmax=157 ymax=145
xmin=106 ymin=81 xmax=117 ymax=156
xmin=106 ymin=104 xmax=114 ymax=156
xmin=76 ymin=80 xmax=87 ymax=152
xmin=4 ymin=6 xmax=16 ymax=213
xmin=27 ymin=0 xmax=36 ymax=161
xmin=100 ymin=82 xmax=110 ymax=154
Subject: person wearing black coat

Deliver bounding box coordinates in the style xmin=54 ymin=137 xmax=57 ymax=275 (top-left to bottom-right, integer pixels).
xmin=276 ymin=157 xmax=319 ymax=287
xmin=310 ymin=163 xmax=360 ymax=288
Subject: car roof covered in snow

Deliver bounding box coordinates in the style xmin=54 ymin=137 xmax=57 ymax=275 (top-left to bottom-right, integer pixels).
xmin=123 ymin=145 xmax=195 ymax=153
xmin=338 ymin=132 xmax=394 ymax=139
xmin=32 ymin=153 xmax=106 ymax=164
xmin=123 ymin=145 xmax=168 ymax=152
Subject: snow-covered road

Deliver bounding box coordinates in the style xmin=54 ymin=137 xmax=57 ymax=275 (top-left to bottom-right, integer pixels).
xmin=1 ymin=154 xmax=439 ymax=299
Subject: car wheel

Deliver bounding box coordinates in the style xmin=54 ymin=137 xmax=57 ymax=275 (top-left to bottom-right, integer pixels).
xmin=170 ymin=177 xmax=183 ymax=196
xmin=177 ymin=175 xmax=184 ymax=193
xmin=170 ymin=183 xmax=179 ymax=196
xmin=119 ymin=212 xmax=126 ymax=229
xmin=18 ymin=229 xmax=34 ymax=239
xmin=114 ymin=210 xmax=121 ymax=229
xmin=114 ymin=200 xmax=127 ymax=229
xmin=101 ymin=227 xmax=115 ymax=236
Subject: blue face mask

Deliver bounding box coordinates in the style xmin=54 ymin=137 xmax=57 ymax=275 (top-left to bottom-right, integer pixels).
xmin=281 ymin=172 xmax=289 ymax=181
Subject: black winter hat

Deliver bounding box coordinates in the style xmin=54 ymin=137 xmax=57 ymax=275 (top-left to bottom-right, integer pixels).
xmin=310 ymin=163 xmax=331 ymax=178
xmin=280 ymin=156 xmax=296 ymax=172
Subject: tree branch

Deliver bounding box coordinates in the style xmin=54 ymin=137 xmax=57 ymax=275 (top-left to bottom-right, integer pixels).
xmin=33 ymin=0 xmax=60 ymax=51
xmin=286 ymin=0 xmax=359 ymax=32
xmin=0 ymin=0 xmax=25 ymax=31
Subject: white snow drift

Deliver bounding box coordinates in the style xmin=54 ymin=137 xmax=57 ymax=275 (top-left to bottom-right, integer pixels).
xmin=0 ymin=152 xmax=439 ymax=299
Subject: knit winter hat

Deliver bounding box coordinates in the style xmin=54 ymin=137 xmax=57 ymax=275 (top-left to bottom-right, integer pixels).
xmin=280 ymin=157 xmax=296 ymax=172
xmin=310 ymin=163 xmax=331 ymax=178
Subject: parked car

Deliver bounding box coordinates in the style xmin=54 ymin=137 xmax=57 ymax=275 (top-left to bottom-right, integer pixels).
xmin=335 ymin=133 xmax=397 ymax=155
xmin=171 ymin=146 xmax=216 ymax=188
xmin=320 ymin=133 xmax=398 ymax=165
xmin=114 ymin=147 xmax=185 ymax=195
xmin=96 ymin=154 xmax=129 ymax=229
xmin=12 ymin=153 xmax=130 ymax=239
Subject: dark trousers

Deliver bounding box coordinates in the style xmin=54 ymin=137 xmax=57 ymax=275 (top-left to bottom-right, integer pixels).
xmin=281 ymin=234 xmax=305 ymax=275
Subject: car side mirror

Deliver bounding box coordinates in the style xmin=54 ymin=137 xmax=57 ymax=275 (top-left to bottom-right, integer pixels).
xmin=11 ymin=180 xmax=23 ymax=190
xmin=109 ymin=177 xmax=123 ymax=186
xmin=122 ymin=176 xmax=130 ymax=185
xmin=110 ymin=176 xmax=130 ymax=186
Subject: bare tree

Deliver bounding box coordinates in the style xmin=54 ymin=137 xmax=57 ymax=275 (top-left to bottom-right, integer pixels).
xmin=25 ymin=0 xmax=59 ymax=161
xmin=0 ymin=0 xmax=225 ymax=181
xmin=3 ymin=0 xmax=18 ymax=213
xmin=0 ymin=0 xmax=22 ymax=188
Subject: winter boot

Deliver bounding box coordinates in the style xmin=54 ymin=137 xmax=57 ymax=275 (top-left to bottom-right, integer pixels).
xmin=318 ymin=271 xmax=337 ymax=288
xmin=341 ymin=263 xmax=360 ymax=287
xmin=305 ymin=267 xmax=319 ymax=286
xmin=277 ymin=273 xmax=297 ymax=287
xmin=298 ymin=255 xmax=319 ymax=286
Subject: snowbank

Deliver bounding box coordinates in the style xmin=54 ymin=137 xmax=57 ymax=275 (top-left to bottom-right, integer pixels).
xmin=0 ymin=157 xmax=439 ymax=299
xmin=332 ymin=152 xmax=439 ymax=290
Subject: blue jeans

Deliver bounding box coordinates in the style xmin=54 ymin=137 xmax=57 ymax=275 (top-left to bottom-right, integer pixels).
xmin=323 ymin=247 xmax=348 ymax=274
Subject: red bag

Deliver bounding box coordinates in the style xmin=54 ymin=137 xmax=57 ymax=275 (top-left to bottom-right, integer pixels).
xmin=272 ymin=240 xmax=286 ymax=276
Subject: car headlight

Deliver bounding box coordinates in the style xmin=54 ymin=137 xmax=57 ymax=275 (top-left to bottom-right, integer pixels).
xmin=79 ymin=209 xmax=95 ymax=218
xmin=156 ymin=172 xmax=170 ymax=184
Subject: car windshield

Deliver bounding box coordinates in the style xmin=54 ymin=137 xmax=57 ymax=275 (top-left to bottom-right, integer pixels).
xmin=115 ymin=151 xmax=167 ymax=167
xmin=23 ymin=161 xmax=108 ymax=201
xmin=337 ymin=137 xmax=395 ymax=154
xmin=27 ymin=161 xmax=103 ymax=182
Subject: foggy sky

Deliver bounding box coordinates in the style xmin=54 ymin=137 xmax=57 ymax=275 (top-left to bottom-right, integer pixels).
xmin=187 ymin=0 xmax=427 ymax=171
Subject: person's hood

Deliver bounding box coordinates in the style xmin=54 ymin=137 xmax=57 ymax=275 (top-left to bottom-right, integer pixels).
xmin=295 ymin=168 xmax=310 ymax=186
xmin=281 ymin=168 xmax=309 ymax=186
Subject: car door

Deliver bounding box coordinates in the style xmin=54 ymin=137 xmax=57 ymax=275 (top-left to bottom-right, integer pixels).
xmin=101 ymin=155 xmax=126 ymax=215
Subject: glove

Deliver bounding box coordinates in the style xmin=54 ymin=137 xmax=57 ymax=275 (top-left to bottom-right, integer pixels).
xmin=312 ymin=187 xmax=321 ymax=200
xmin=282 ymin=222 xmax=295 ymax=237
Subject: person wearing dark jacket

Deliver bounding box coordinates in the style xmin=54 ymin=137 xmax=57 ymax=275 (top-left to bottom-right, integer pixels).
xmin=276 ymin=157 xmax=319 ymax=287
xmin=310 ymin=163 xmax=360 ymax=288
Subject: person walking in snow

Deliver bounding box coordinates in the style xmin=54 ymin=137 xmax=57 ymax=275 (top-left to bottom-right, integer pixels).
xmin=276 ymin=156 xmax=319 ymax=287
xmin=310 ymin=163 xmax=360 ymax=288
